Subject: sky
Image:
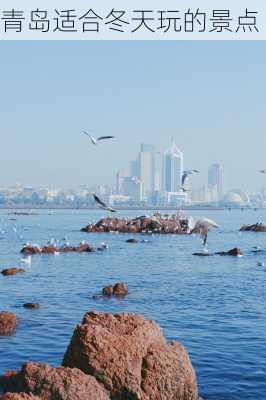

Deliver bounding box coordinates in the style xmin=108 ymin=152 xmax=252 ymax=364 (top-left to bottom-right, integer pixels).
xmin=0 ymin=40 xmax=266 ymax=192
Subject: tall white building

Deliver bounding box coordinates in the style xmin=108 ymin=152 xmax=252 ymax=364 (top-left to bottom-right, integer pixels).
xmin=137 ymin=143 xmax=155 ymax=199
xmin=163 ymin=140 xmax=184 ymax=192
xmin=208 ymin=163 xmax=224 ymax=200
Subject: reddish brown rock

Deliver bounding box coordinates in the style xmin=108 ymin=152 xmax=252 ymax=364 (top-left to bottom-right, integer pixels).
xmin=62 ymin=311 xmax=198 ymax=400
xmin=21 ymin=243 xmax=95 ymax=255
xmin=113 ymin=282 xmax=128 ymax=296
xmin=1 ymin=268 xmax=25 ymax=277
xmin=216 ymin=248 xmax=243 ymax=256
xmin=102 ymin=285 xmax=114 ymax=296
xmin=0 ymin=312 xmax=18 ymax=336
xmin=1 ymin=363 xmax=109 ymax=400
xmin=0 ymin=393 xmax=40 ymax=399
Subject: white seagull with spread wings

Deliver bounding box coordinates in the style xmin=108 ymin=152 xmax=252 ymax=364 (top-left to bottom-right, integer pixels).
xmin=82 ymin=130 xmax=114 ymax=146
xmin=93 ymin=194 xmax=117 ymax=213
xmin=189 ymin=217 xmax=219 ymax=246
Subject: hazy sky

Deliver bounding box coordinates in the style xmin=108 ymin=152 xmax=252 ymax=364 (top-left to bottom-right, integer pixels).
xmin=0 ymin=41 xmax=266 ymax=192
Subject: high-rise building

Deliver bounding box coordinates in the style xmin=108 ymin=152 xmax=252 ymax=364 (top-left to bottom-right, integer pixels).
xmin=137 ymin=143 xmax=155 ymax=198
xmin=163 ymin=140 xmax=183 ymax=192
xmin=116 ymin=170 xmax=128 ymax=195
xmin=153 ymin=151 xmax=162 ymax=192
xmin=130 ymin=160 xmax=138 ymax=178
xmin=122 ymin=176 xmax=143 ymax=201
xmin=208 ymin=163 xmax=224 ymax=200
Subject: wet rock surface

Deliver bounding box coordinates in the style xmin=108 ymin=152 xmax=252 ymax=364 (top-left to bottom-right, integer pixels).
xmin=22 ymin=303 xmax=40 ymax=310
xmin=21 ymin=243 xmax=96 ymax=255
xmin=1 ymin=269 xmax=25 ymax=277
xmin=0 ymin=312 xmax=18 ymax=336
xmin=62 ymin=311 xmax=198 ymax=400
xmin=240 ymin=223 xmax=266 ymax=232
xmin=101 ymin=282 xmax=128 ymax=297
xmin=215 ymin=247 xmax=243 ymax=256
xmin=0 ymin=363 xmax=109 ymax=400
xmin=81 ymin=213 xmax=190 ymax=235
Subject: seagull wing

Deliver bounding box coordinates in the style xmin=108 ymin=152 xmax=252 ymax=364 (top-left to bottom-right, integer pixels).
xmin=97 ymin=136 xmax=115 ymax=141
xmin=82 ymin=131 xmax=97 ymax=145
xmin=181 ymin=172 xmax=189 ymax=186
xmin=93 ymin=194 xmax=108 ymax=208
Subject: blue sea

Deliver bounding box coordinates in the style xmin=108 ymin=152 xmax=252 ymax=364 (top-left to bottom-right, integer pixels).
xmin=0 ymin=209 xmax=265 ymax=400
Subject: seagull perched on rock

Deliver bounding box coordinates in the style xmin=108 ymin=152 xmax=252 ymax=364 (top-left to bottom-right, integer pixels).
xmin=189 ymin=217 xmax=219 ymax=246
xmin=82 ymin=130 xmax=114 ymax=146
xmin=180 ymin=170 xmax=199 ymax=192
xmin=93 ymin=194 xmax=117 ymax=213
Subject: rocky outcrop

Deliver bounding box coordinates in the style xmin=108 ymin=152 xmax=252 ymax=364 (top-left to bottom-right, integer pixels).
xmin=21 ymin=243 xmax=95 ymax=255
xmin=215 ymin=247 xmax=243 ymax=256
xmin=81 ymin=213 xmax=190 ymax=235
xmin=102 ymin=283 xmax=128 ymax=297
xmin=0 ymin=363 xmax=109 ymax=400
xmin=240 ymin=223 xmax=266 ymax=232
xmin=1 ymin=268 xmax=25 ymax=277
xmin=63 ymin=311 xmax=198 ymax=400
xmin=0 ymin=312 xmax=18 ymax=336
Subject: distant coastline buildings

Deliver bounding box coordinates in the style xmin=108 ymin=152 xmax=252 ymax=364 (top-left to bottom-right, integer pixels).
xmin=1 ymin=141 xmax=265 ymax=208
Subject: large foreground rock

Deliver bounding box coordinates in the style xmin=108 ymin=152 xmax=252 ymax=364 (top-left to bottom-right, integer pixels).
xmin=0 ymin=363 xmax=109 ymax=400
xmin=63 ymin=311 xmax=198 ymax=400
xmin=0 ymin=393 xmax=40 ymax=399
xmin=0 ymin=312 xmax=18 ymax=336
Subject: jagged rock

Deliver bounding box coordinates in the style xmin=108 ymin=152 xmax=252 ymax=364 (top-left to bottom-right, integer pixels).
xmin=81 ymin=214 xmax=190 ymax=235
xmin=240 ymin=223 xmax=266 ymax=232
xmin=62 ymin=311 xmax=198 ymax=400
xmin=0 ymin=312 xmax=18 ymax=336
xmin=113 ymin=282 xmax=128 ymax=296
xmin=216 ymin=248 xmax=243 ymax=256
xmin=23 ymin=303 xmax=40 ymax=310
xmin=1 ymin=268 xmax=25 ymax=277
xmin=0 ymin=363 xmax=109 ymax=400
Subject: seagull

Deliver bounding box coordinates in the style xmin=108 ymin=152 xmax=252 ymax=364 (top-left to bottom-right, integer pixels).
xmin=21 ymin=255 xmax=32 ymax=265
xmin=82 ymin=130 xmax=114 ymax=146
xmin=180 ymin=170 xmax=199 ymax=191
xmin=189 ymin=217 xmax=219 ymax=246
xmin=259 ymin=170 xmax=266 ymax=174
xmin=93 ymin=194 xmax=117 ymax=213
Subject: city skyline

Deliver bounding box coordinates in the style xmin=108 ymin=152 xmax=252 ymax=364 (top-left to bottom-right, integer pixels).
xmin=0 ymin=41 xmax=266 ymax=191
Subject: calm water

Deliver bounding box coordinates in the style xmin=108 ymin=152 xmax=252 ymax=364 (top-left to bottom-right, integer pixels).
xmin=0 ymin=209 xmax=265 ymax=400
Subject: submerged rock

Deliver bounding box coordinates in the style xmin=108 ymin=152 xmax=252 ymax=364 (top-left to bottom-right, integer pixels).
xmin=126 ymin=238 xmax=138 ymax=243
xmin=63 ymin=311 xmax=198 ymax=400
xmin=22 ymin=303 xmax=40 ymax=310
xmin=216 ymin=248 xmax=243 ymax=256
xmin=240 ymin=223 xmax=266 ymax=232
xmin=0 ymin=312 xmax=18 ymax=336
xmin=1 ymin=268 xmax=25 ymax=277
xmin=102 ymin=285 xmax=114 ymax=296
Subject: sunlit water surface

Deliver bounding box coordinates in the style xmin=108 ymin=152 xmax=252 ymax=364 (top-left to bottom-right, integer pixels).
xmin=0 ymin=209 xmax=265 ymax=400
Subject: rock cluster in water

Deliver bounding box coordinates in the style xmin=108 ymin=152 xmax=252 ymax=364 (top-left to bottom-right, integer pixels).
xmin=102 ymin=282 xmax=128 ymax=297
xmin=1 ymin=268 xmax=25 ymax=277
xmin=240 ymin=223 xmax=266 ymax=232
xmin=0 ymin=311 xmax=199 ymax=400
xmin=21 ymin=243 xmax=96 ymax=255
xmin=81 ymin=213 xmax=190 ymax=234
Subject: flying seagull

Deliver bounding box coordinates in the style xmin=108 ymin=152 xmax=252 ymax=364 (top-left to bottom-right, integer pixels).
xmin=93 ymin=194 xmax=117 ymax=213
xmin=189 ymin=217 xmax=219 ymax=246
xmin=82 ymin=130 xmax=114 ymax=146
xmin=259 ymin=170 xmax=266 ymax=174
xmin=180 ymin=170 xmax=200 ymax=192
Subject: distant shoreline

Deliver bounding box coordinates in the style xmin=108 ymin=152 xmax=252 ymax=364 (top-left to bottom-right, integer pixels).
xmin=0 ymin=205 xmax=263 ymax=211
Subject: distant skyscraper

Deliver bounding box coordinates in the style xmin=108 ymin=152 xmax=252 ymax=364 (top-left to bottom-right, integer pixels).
xmin=137 ymin=143 xmax=155 ymax=198
xmin=116 ymin=170 xmax=128 ymax=195
xmin=153 ymin=152 xmax=162 ymax=192
xmin=130 ymin=160 xmax=138 ymax=178
xmin=208 ymin=163 xmax=224 ymax=200
xmin=163 ymin=140 xmax=183 ymax=192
